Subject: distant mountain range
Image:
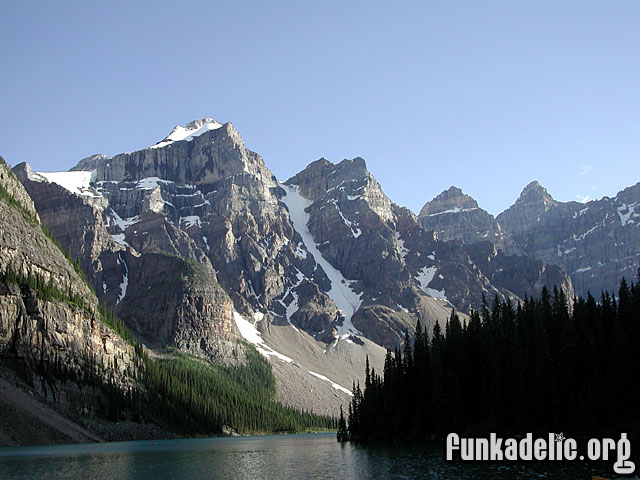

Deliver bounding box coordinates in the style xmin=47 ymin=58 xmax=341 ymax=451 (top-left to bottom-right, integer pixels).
xmin=4 ymin=117 xmax=639 ymax=419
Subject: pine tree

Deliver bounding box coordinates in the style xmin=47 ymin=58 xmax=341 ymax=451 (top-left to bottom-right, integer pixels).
xmin=337 ymin=405 xmax=348 ymax=442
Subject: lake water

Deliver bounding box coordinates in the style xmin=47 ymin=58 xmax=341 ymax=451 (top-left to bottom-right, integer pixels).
xmin=0 ymin=433 xmax=610 ymax=479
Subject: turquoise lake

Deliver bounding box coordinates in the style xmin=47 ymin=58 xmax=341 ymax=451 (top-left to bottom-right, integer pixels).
xmin=0 ymin=433 xmax=610 ymax=479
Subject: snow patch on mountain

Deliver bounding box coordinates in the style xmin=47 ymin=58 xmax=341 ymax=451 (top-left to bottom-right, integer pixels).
xmin=280 ymin=183 xmax=362 ymax=334
xmin=116 ymin=253 xmax=128 ymax=305
xmin=308 ymin=371 xmax=352 ymax=396
xmin=331 ymin=200 xmax=361 ymax=238
xmin=181 ymin=215 xmax=201 ymax=228
xmin=414 ymin=266 xmax=447 ymax=300
xmin=617 ymin=203 xmax=639 ymax=226
xmin=150 ymin=118 xmax=223 ymax=149
xmin=233 ymin=310 xmax=293 ymax=363
xmin=394 ymin=231 xmax=409 ymax=260
xmin=426 ymin=207 xmax=478 ymax=217
xmin=135 ymin=177 xmax=173 ymax=190
xmin=280 ymin=269 xmax=306 ymax=323
xmin=111 ymin=233 xmax=129 ymax=247
xmin=35 ymin=170 xmax=99 ymax=197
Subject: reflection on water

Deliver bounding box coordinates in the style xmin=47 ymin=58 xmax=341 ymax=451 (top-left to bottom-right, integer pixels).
xmin=0 ymin=433 xmax=608 ymax=479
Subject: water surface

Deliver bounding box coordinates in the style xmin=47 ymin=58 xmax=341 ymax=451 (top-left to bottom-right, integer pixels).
xmin=0 ymin=433 xmax=609 ymax=479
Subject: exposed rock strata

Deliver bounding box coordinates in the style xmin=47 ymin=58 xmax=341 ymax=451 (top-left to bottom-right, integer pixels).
xmin=1 ymin=159 xmax=138 ymax=416
xmin=498 ymin=181 xmax=640 ymax=296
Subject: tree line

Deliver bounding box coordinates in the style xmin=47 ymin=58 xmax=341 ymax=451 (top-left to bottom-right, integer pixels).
xmin=2 ymin=176 xmax=335 ymax=436
xmin=342 ymin=276 xmax=640 ymax=443
xmin=1 ymin=264 xmax=335 ymax=436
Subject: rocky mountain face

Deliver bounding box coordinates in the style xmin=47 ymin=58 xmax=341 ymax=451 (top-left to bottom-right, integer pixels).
xmin=418 ymin=185 xmax=574 ymax=301
xmin=13 ymin=120 xmax=389 ymax=414
xmin=418 ymin=179 xmax=638 ymax=299
xmin=497 ymin=180 xmax=640 ymax=296
xmin=14 ymin=117 xmax=565 ymax=416
xmin=282 ymin=157 xmax=518 ymax=344
xmin=418 ymin=186 xmax=518 ymax=254
xmin=0 ymin=158 xmax=138 ymax=416
xmin=14 ymin=116 xmax=638 ymax=415
xmin=15 ymin=161 xmax=240 ymax=363
xmin=16 ymin=119 xmax=583 ymax=350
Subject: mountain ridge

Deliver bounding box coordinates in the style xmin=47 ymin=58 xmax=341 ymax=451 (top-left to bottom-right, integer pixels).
xmin=8 ymin=116 xmax=637 ymax=416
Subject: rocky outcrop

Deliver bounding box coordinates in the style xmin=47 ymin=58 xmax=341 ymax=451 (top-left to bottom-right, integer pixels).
xmin=0 ymin=157 xmax=40 ymax=222
xmin=117 ymin=251 xmax=240 ymax=361
xmin=418 ymin=186 xmax=518 ymax=254
xmin=463 ymin=241 xmax=574 ymax=301
xmin=13 ymin=162 xmax=125 ymax=305
xmin=497 ymin=181 xmax=640 ymax=296
xmin=416 ymin=184 xmax=574 ymax=300
xmin=0 ymin=160 xmax=138 ymax=416
xmin=15 ymin=163 xmax=243 ymax=363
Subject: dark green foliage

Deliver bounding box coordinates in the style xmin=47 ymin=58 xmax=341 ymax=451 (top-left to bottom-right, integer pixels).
xmin=1 ymin=264 xmax=333 ymax=434
xmin=0 ymin=263 xmax=89 ymax=310
xmin=347 ymin=277 xmax=640 ymax=443
xmin=337 ymin=405 xmax=348 ymax=442
xmin=138 ymin=347 xmax=335 ymax=434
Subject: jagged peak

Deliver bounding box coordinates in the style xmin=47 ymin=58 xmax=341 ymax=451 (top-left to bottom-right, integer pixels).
xmin=3 ymin=161 xmax=41 ymax=222
xmin=70 ymin=153 xmax=111 ymax=172
xmin=339 ymin=157 xmax=367 ymax=170
xmin=286 ymin=157 xmax=369 ymax=187
xmin=150 ymin=117 xmax=225 ymax=149
xmin=418 ymin=186 xmax=479 ymax=217
xmin=516 ymin=180 xmax=555 ymax=204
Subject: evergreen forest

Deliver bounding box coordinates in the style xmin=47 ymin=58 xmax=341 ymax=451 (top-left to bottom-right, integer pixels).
xmin=344 ymin=277 xmax=640 ymax=445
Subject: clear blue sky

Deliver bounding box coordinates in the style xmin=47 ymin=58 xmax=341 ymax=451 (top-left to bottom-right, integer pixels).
xmin=1 ymin=1 xmax=639 ymax=215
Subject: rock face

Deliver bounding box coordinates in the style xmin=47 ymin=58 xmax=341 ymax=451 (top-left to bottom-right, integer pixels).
xmin=13 ymin=162 xmax=124 ymax=305
xmin=418 ymin=179 xmax=638 ymax=299
xmin=0 ymin=158 xmax=138 ymax=416
xmin=11 ymin=120 xmax=392 ymax=414
xmin=16 ymin=120 xmax=569 ymax=352
xmin=462 ymin=241 xmax=574 ymax=301
xmin=283 ymin=157 xmax=529 ymax=342
xmin=0 ymin=158 xmax=40 ymax=222
xmin=497 ymin=181 xmax=640 ymax=296
xmin=15 ymin=156 xmax=242 ymax=363
xmin=418 ymin=186 xmax=518 ymax=254
xmin=417 ymin=184 xmax=574 ymax=301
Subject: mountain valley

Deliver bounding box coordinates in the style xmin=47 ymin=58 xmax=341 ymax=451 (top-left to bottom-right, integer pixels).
xmin=1 ymin=117 xmax=638 ymax=444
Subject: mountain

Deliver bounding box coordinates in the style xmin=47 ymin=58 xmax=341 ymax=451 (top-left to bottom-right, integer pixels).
xmin=15 ymin=120 xmax=390 ymax=415
xmin=418 ymin=186 xmax=573 ymax=302
xmin=418 ymin=180 xmax=639 ymax=299
xmin=418 ymin=186 xmax=518 ymax=254
xmin=0 ymin=157 xmax=140 ymax=439
xmin=13 ymin=115 xmax=636 ymax=420
xmin=497 ymin=181 xmax=640 ymax=296
xmin=14 ymin=117 xmax=558 ymax=415
xmin=1 ymin=155 xmax=344 ymax=443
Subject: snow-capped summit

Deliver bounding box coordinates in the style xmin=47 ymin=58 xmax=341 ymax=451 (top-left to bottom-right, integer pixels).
xmin=150 ymin=117 xmax=224 ymax=149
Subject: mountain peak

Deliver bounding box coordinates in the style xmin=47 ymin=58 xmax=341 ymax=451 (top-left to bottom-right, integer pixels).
xmin=418 ymin=186 xmax=479 ymax=217
xmin=150 ymin=117 xmax=224 ymax=149
xmin=516 ymin=180 xmax=555 ymax=205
